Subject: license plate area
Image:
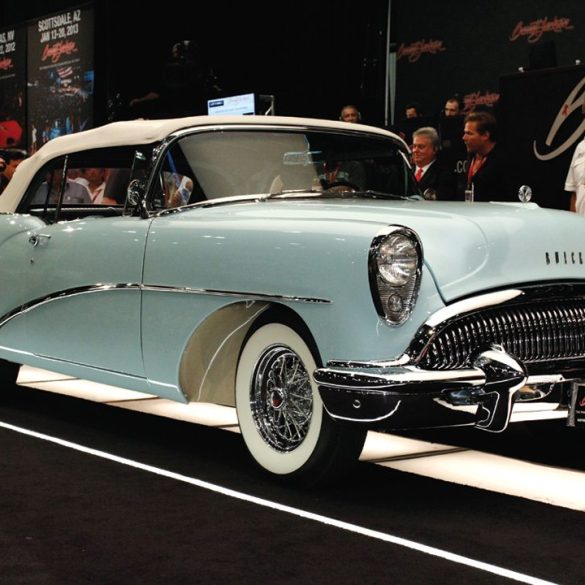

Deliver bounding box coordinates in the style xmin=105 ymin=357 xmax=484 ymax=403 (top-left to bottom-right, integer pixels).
xmin=568 ymin=382 xmax=585 ymax=427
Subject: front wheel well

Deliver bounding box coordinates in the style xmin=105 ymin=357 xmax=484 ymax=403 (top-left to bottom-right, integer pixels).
xmin=246 ymin=305 xmax=322 ymax=368
xmin=178 ymin=301 xmax=319 ymax=406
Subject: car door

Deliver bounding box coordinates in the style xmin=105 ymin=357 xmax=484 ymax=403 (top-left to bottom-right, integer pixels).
xmin=23 ymin=215 xmax=150 ymax=376
xmin=17 ymin=151 xmax=151 ymax=379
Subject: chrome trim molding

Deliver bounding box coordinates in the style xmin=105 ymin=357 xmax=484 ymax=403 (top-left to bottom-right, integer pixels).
xmin=0 ymin=282 xmax=330 ymax=330
xmin=322 ymin=400 xmax=402 ymax=424
xmin=0 ymin=284 xmax=141 ymax=329
xmin=314 ymin=365 xmax=486 ymax=393
xmin=424 ymin=289 xmax=524 ymax=328
xmin=141 ymin=284 xmax=331 ymax=304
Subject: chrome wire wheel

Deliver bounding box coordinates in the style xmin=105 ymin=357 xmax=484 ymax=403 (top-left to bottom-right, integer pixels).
xmin=250 ymin=345 xmax=313 ymax=452
xmin=236 ymin=321 xmax=366 ymax=482
xmin=236 ymin=322 xmax=324 ymax=476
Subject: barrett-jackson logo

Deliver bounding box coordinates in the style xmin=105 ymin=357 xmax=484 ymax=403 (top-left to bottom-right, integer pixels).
xmin=533 ymin=77 xmax=585 ymax=161
xmin=397 ymin=39 xmax=445 ymax=63
xmin=0 ymin=57 xmax=13 ymax=71
xmin=41 ymin=40 xmax=78 ymax=64
xmin=510 ymin=16 xmax=574 ymax=43
xmin=463 ymin=90 xmax=500 ymax=112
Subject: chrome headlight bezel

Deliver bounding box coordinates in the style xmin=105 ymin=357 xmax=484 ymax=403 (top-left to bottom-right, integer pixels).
xmin=369 ymin=226 xmax=423 ymax=326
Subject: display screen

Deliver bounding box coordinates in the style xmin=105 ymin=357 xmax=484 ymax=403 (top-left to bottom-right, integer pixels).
xmin=207 ymin=93 xmax=255 ymax=116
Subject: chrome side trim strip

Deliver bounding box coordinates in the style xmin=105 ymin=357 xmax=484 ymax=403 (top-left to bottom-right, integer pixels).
xmin=141 ymin=284 xmax=331 ymax=304
xmin=0 ymin=283 xmax=330 ymax=330
xmin=0 ymin=284 xmax=141 ymax=329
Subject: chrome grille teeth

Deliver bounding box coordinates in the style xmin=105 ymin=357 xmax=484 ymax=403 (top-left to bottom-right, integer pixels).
xmin=421 ymin=299 xmax=585 ymax=369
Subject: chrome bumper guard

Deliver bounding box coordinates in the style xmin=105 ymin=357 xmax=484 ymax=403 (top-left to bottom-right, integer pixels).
xmin=314 ymin=345 xmax=529 ymax=432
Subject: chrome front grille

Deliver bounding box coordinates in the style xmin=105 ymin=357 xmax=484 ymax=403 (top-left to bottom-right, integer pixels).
xmin=419 ymin=298 xmax=585 ymax=370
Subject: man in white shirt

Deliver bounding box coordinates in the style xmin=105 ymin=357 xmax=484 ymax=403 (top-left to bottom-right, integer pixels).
xmin=79 ymin=167 xmax=106 ymax=203
xmin=565 ymin=117 xmax=585 ymax=215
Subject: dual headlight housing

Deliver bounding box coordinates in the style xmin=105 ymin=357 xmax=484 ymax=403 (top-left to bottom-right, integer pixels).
xmin=369 ymin=226 xmax=422 ymax=326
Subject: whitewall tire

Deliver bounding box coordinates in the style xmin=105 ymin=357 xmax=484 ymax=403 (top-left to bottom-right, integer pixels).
xmin=235 ymin=322 xmax=366 ymax=483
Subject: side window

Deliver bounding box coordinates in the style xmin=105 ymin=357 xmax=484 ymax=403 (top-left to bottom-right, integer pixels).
xmin=20 ymin=146 xmax=152 ymax=220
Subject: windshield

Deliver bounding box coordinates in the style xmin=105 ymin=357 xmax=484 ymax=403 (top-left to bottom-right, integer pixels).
xmin=153 ymin=128 xmax=417 ymax=208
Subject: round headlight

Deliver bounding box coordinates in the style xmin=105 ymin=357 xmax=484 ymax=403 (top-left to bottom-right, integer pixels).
xmin=377 ymin=233 xmax=418 ymax=286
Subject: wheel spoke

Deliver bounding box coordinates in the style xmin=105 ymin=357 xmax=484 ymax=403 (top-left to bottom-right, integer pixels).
xmin=250 ymin=344 xmax=314 ymax=452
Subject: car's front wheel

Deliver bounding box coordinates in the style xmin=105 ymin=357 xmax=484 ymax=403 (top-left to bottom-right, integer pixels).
xmin=235 ymin=322 xmax=366 ymax=484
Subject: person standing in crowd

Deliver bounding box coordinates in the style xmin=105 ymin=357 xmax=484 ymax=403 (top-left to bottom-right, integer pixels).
xmin=33 ymin=169 xmax=91 ymax=204
xmin=411 ymin=127 xmax=456 ymax=199
xmin=405 ymin=102 xmax=423 ymax=119
xmin=128 ymin=40 xmax=221 ymax=119
xmin=339 ymin=104 xmax=361 ymax=123
xmin=0 ymin=149 xmax=27 ymax=195
xmin=443 ymin=95 xmax=464 ymax=117
xmin=564 ymin=102 xmax=585 ymax=214
xmin=77 ymin=168 xmax=107 ymax=203
xmin=462 ymin=110 xmax=513 ymax=201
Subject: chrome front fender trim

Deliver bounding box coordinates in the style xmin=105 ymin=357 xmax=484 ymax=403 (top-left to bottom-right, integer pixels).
xmin=141 ymin=284 xmax=331 ymax=304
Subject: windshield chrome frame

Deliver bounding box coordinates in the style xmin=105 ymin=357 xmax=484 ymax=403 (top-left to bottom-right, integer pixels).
xmin=147 ymin=123 xmax=411 ymax=216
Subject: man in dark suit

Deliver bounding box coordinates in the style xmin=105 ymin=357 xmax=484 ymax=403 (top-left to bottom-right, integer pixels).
xmin=463 ymin=110 xmax=515 ymax=202
xmin=411 ymin=127 xmax=457 ymax=200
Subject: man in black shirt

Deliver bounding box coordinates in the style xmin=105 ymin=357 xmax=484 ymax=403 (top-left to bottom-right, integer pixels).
xmin=411 ymin=127 xmax=456 ymax=200
xmin=463 ymin=111 xmax=515 ymax=202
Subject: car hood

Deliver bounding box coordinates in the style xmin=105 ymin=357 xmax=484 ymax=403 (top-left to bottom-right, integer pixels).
xmin=385 ymin=200 xmax=585 ymax=302
xmin=227 ymin=197 xmax=585 ymax=303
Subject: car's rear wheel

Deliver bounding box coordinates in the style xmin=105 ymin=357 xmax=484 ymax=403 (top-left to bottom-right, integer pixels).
xmin=0 ymin=359 xmax=19 ymax=387
xmin=235 ymin=322 xmax=366 ymax=485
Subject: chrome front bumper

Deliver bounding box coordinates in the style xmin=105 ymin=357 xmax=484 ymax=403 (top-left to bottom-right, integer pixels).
xmin=314 ymin=345 xmax=565 ymax=432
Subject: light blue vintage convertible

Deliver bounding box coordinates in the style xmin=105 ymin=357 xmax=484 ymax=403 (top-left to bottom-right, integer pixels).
xmin=1 ymin=115 xmax=584 ymax=483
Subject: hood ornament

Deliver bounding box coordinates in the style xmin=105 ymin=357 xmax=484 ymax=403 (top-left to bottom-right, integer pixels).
xmin=518 ymin=185 xmax=532 ymax=203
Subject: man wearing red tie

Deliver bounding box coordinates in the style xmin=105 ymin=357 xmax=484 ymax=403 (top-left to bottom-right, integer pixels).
xmin=411 ymin=127 xmax=456 ymax=200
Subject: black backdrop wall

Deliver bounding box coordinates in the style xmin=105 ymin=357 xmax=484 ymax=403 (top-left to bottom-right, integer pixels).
xmin=3 ymin=0 xmax=585 ymax=210
xmin=394 ymin=0 xmax=585 ymax=121
xmin=0 ymin=0 xmax=390 ymax=130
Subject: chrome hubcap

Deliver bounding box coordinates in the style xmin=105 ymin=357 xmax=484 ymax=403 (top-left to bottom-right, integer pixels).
xmin=250 ymin=345 xmax=313 ymax=452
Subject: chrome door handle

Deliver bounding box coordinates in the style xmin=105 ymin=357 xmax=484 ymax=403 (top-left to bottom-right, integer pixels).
xmin=29 ymin=233 xmax=52 ymax=247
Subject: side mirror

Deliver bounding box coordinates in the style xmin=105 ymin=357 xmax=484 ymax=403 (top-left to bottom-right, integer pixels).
xmin=125 ymin=178 xmax=149 ymax=219
xmin=126 ymin=178 xmax=144 ymax=207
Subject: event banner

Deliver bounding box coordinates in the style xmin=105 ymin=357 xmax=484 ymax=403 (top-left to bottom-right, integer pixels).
xmin=27 ymin=4 xmax=94 ymax=152
xmin=0 ymin=25 xmax=26 ymax=148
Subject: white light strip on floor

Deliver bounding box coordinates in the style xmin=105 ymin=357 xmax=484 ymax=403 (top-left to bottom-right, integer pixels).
xmin=0 ymin=420 xmax=559 ymax=585
xmin=377 ymin=448 xmax=585 ymax=512
xmin=14 ymin=368 xmax=584 ymax=511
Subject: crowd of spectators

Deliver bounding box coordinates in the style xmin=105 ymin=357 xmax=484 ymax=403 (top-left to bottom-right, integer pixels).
xmin=339 ymin=95 xmax=520 ymax=203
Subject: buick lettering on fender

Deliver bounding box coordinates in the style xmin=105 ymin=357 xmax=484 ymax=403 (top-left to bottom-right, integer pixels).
xmin=1 ymin=116 xmax=585 ymax=484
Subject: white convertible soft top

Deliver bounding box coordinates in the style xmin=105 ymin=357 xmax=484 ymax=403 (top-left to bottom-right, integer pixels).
xmin=0 ymin=115 xmax=403 ymax=213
